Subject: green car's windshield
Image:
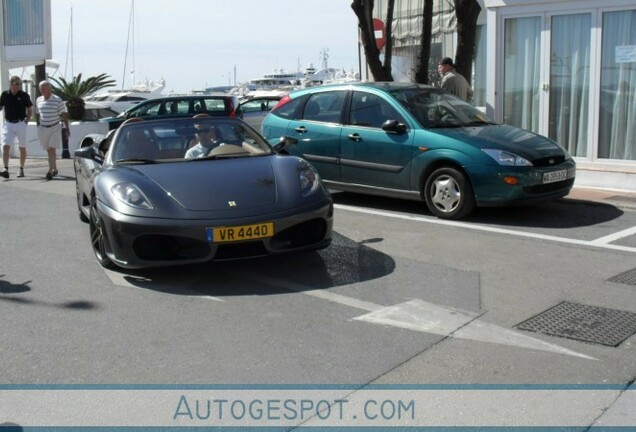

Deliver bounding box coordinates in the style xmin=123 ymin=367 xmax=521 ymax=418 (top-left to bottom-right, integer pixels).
xmin=390 ymin=88 xmax=495 ymax=128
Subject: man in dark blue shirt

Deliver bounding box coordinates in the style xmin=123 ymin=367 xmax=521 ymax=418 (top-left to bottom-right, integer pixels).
xmin=0 ymin=76 xmax=34 ymax=178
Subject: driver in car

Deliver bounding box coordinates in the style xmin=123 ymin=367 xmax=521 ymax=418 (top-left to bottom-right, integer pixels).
xmin=185 ymin=122 xmax=220 ymax=159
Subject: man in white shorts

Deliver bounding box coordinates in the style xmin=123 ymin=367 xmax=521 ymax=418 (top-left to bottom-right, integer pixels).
xmin=0 ymin=76 xmax=33 ymax=179
xmin=35 ymin=80 xmax=70 ymax=180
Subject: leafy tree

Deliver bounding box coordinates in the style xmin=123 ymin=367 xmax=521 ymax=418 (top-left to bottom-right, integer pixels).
xmin=353 ymin=0 xmax=481 ymax=87
xmin=49 ymin=73 xmax=116 ymax=120
xmin=351 ymin=0 xmax=395 ymax=81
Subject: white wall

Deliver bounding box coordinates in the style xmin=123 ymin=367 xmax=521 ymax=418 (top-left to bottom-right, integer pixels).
xmin=6 ymin=121 xmax=108 ymax=158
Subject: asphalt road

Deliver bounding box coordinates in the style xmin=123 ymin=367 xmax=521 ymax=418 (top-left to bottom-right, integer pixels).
xmin=1 ymin=159 xmax=635 ymax=428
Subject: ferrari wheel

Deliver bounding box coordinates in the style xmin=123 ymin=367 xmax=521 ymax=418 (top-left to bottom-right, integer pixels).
xmin=424 ymin=167 xmax=475 ymax=219
xmin=89 ymin=196 xmax=115 ymax=268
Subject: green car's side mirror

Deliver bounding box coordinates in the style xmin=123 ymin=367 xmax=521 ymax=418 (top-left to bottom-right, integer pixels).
xmin=382 ymin=119 xmax=407 ymax=134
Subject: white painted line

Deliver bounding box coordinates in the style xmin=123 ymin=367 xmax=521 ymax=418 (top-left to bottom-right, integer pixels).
xmin=239 ymin=273 xmax=382 ymax=312
xmin=353 ymin=299 xmax=597 ymax=360
xmin=352 ymin=298 xmax=478 ymax=333
xmin=242 ymin=273 xmax=595 ymax=360
xmin=103 ymin=269 xmax=224 ymax=302
xmin=591 ymin=225 xmax=636 ymax=245
xmin=454 ymin=319 xmax=597 ymax=360
xmin=335 ymin=204 xmax=636 ymax=253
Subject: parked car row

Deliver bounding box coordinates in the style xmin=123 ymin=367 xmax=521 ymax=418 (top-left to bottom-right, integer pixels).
xmin=75 ymin=82 xmax=575 ymax=269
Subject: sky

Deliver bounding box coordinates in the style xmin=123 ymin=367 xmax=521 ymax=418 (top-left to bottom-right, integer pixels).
xmin=47 ymin=0 xmax=362 ymax=94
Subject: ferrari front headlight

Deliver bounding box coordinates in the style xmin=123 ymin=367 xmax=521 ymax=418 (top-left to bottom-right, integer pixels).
xmin=298 ymin=163 xmax=320 ymax=197
xmin=111 ymin=182 xmax=153 ymax=209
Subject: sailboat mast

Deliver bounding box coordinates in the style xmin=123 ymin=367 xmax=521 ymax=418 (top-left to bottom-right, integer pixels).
xmin=64 ymin=7 xmax=73 ymax=79
xmin=122 ymin=0 xmax=135 ymax=90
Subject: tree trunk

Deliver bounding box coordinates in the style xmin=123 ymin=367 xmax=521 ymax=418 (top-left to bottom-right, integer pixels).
xmin=351 ymin=0 xmax=393 ymax=81
xmin=414 ymin=0 xmax=434 ymax=84
xmin=382 ymin=0 xmax=395 ymax=78
xmin=454 ymin=0 xmax=481 ymax=84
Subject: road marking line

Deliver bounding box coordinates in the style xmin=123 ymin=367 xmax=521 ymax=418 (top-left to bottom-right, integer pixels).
xmin=240 ymin=273 xmax=382 ymax=312
xmin=353 ymin=299 xmax=596 ymax=360
xmin=591 ymin=225 xmax=636 ymax=245
xmin=103 ymin=269 xmax=224 ymax=302
xmin=241 ymin=273 xmax=596 ymax=360
xmin=335 ymin=204 xmax=636 ymax=253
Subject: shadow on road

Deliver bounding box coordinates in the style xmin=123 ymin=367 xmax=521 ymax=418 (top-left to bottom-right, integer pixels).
xmin=109 ymin=231 xmax=396 ymax=297
xmin=332 ymin=192 xmax=624 ymax=229
xmin=0 ymin=275 xmax=31 ymax=294
xmin=0 ymin=274 xmax=99 ymax=311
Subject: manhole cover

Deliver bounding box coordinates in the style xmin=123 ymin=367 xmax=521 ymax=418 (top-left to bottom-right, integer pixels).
xmin=515 ymin=301 xmax=636 ymax=347
xmin=608 ymin=268 xmax=636 ymax=286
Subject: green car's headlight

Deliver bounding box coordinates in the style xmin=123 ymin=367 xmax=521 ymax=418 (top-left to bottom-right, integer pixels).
xmin=482 ymin=149 xmax=533 ymax=166
xmin=111 ymin=182 xmax=153 ymax=209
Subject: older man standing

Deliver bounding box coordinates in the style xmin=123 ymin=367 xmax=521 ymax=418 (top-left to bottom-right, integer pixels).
xmin=437 ymin=57 xmax=474 ymax=102
xmin=35 ymin=80 xmax=70 ymax=180
xmin=0 ymin=76 xmax=33 ymax=179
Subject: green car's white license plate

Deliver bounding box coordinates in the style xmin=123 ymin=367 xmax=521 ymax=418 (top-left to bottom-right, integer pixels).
xmin=543 ymin=169 xmax=567 ymax=184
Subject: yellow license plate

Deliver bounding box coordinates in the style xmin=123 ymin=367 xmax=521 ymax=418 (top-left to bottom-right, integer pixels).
xmin=208 ymin=222 xmax=274 ymax=243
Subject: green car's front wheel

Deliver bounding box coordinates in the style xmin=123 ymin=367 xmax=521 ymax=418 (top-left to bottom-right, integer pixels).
xmin=424 ymin=167 xmax=475 ymax=219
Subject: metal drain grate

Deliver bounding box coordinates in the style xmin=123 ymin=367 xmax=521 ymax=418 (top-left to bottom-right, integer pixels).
xmin=608 ymin=268 xmax=636 ymax=286
xmin=515 ymin=301 xmax=636 ymax=347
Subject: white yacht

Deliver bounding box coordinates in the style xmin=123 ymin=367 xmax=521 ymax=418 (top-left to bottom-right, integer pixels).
xmin=85 ymin=79 xmax=165 ymax=113
xmin=249 ymin=64 xmax=359 ymax=91
xmin=249 ymin=68 xmax=306 ymax=89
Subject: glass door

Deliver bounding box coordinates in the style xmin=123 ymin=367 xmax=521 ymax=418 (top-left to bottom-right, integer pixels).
xmin=548 ymin=13 xmax=592 ymax=158
xmin=502 ymin=13 xmax=592 ymax=158
xmin=598 ymin=9 xmax=636 ymax=161
xmin=503 ymin=16 xmax=542 ymax=132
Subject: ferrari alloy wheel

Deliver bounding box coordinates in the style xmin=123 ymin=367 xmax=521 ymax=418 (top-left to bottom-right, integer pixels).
xmin=424 ymin=167 xmax=475 ymax=219
xmin=89 ymin=196 xmax=115 ymax=268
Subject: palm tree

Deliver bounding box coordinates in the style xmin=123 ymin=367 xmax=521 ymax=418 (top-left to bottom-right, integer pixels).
xmin=49 ymin=73 xmax=117 ymax=120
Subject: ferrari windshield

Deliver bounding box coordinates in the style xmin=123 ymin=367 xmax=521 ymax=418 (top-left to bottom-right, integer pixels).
xmin=109 ymin=118 xmax=274 ymax=164
xmin=390 ymin=87 xmax=495 ymax=128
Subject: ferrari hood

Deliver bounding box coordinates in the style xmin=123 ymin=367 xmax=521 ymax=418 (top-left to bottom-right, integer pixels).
xmin=131 ymin=158 xmax=277 ymax=211
xmin=434 ymin=124 xmax=566 ymax=160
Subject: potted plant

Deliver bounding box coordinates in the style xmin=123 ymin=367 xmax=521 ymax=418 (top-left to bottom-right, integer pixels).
xmin=49 ymin=73 xmax=116 ymax=120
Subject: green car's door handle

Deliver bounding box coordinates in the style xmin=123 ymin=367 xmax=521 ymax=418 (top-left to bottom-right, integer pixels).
xmin=294 ymin=126 xmax=307 ymax=133
xmin=348 ymin=133 xmax=362 ymax=142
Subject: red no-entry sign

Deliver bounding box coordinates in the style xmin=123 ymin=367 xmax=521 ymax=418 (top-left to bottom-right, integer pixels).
xmin=373 ymin=18 xmax=386 ymax=51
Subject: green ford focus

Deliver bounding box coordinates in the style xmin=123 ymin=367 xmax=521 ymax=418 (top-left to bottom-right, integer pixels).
xmin=261 ymin=82 xmax=575 ymax=220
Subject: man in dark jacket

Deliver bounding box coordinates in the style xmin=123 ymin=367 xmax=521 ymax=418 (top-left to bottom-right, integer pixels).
xmin=0 ymin=76 xmax=33 ymax=178
xmin=437 ymin=57 xmax=474 ymax=103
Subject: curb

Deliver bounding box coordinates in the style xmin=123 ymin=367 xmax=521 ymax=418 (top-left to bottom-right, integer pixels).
xmin=566 ymin=187 xmax=636 ymax=210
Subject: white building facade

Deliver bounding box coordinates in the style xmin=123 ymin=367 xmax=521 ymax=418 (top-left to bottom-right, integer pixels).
xmin=373 ymin=0 xmax=636 ymax=191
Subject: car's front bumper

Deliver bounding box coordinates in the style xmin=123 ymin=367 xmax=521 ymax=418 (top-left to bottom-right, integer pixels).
xmin=468 ymin=160 xmax=576 ymax=207
xmin=96 ymin=199 xmax=333 ymax=269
